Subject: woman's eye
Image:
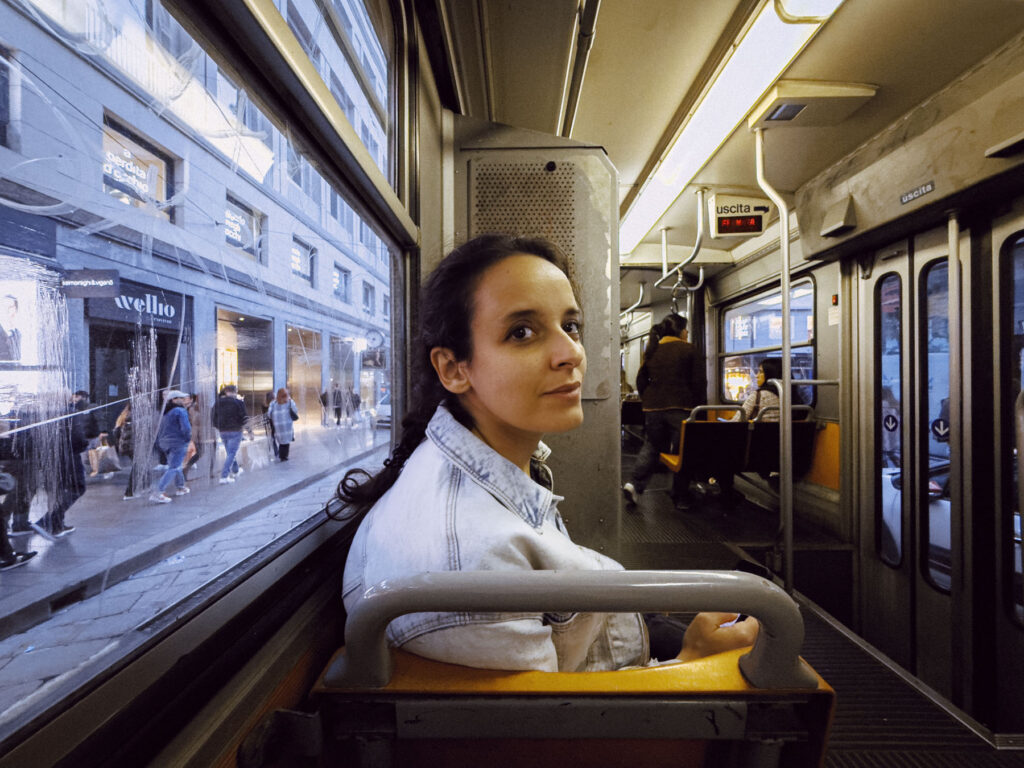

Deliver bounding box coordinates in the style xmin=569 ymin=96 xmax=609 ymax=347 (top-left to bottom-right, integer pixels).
xmin=563 ymin=320 xmax=582 ymax=336
xmin=508 ymin=325 xmax=534 ymax=341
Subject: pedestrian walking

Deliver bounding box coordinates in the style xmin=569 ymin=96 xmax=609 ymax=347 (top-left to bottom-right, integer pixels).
xmin=266 ymin=388 xmax=298 ymax=461
xmin=211 ymin=385 xmax=247 ymax=484
xmin=150 ymin=391 xmax=192 ymax=503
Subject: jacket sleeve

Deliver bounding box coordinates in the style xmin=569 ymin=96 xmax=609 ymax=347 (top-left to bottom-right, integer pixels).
xmin=635 ymin=363 xmax=650 ymax=396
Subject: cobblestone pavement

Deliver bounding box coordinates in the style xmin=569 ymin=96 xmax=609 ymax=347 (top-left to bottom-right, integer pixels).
xmin=0 ymin=423 xmax=388 ymax=728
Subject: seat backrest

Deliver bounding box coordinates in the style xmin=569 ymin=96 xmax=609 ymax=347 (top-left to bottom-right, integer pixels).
xmin=745 ymin=407 xmax=817 ymax=476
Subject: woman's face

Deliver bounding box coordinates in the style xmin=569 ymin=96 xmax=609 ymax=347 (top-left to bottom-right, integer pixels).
xmin=441 ymin=254 xmax=586 ymax=463
xmin=756 ymin=366 xmax=766 ymax=387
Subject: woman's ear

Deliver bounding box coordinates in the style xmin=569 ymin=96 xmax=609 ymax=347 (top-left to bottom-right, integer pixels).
xmin=430 ymin=347 xmax=470 ymax=394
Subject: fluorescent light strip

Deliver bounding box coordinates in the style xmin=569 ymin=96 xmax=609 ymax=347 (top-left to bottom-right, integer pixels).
xmin=620 ymin=0 xmax=842 ymax=255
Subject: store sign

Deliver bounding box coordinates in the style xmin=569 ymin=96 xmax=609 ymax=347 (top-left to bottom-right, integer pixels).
xmin=62 ymin=269 xmax=120 ymax=298
xmin=86 ymin=280 xmax=184 ymax=328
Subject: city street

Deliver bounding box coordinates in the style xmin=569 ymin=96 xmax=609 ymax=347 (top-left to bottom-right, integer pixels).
xmin=0 ymin=423 xmax=388 ymax=724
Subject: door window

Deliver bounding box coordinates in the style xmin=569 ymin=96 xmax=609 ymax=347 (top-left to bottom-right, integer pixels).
xmin=922 ymin=261 xmax=951 ymax=591
xmin=877 ymin=273 xmax=903 ymax=566
xmin=1009 ymin=236 xmax=1024 ymax=621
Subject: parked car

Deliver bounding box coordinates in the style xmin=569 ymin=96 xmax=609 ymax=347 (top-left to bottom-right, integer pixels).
xmin=880 ymin=462 xmax=951 ymax=587
xmin=372 ymin=392 xmax=391 ymax=429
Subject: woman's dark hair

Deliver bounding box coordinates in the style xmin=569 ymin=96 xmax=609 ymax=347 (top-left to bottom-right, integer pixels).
xmin=758 ymin=357 xmax=783 ymax=387
xmin=643 ymin=313 xmax=687 ymax=362
xmin=758 ymin=356 xmax=803 ymax=405
xmin=332 ymin=233 xmax=573 ymax=520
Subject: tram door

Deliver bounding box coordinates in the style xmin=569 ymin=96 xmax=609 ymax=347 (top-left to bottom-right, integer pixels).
xmin=857 ymin=226 xmax=956 ymax=698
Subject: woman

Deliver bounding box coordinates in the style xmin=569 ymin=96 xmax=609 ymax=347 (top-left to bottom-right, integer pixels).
xmin=622 ymin=313 xmax=705 ymax=511
xmin=338 ymin=234 xmax=756 ymax=673
xmin=150 ymin=391 xmax=192 ymax=503
xmin=267 ymin=388 xmax=297 ymax=461
xmin=731 ymin=358 xmax=801 ymax=422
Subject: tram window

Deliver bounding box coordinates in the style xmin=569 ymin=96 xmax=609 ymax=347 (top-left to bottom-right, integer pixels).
xmin=922 ymin=261 xmax=951 ymax=592
xmin=284 ymin=0 xmax=392 ymax=177
xmin=0 ymin=0 xmax=398 ymax=730
xmin=720 ymin=280 xmax=815 ymax=404
xmin=876 ymin=273 xmax=903 ymax=567
xmin=1008 ymin=236 xmax=1024 ymax=622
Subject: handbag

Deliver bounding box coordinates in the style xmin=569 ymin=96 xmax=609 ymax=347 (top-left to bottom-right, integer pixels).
xmin=289 ymin=404 xmax=299 ymax=422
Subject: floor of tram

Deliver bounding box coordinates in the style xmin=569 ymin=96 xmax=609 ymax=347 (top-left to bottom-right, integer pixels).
xmin=618 ymin=448 xmax=1024 ymax=766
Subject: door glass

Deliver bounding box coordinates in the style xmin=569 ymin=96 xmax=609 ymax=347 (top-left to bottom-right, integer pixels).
xmin=922 ymin=261 xmax=951 ymax=591
xmin=877 ymin=273 xmax=903 ymax=566
xmin=1009 ymin=236 xmax=1024 ymax=621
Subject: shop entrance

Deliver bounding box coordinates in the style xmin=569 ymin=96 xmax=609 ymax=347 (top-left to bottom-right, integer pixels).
xmin=217 ymin=308 xmax=273 ymax=416
xmin=89 ymin=323 xmax=178 ymax=433
xmin=286 ymin=325 xmax=322 ymax=426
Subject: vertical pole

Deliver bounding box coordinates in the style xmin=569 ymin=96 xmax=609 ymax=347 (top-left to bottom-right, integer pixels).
xmin=755 ymin=128 xmax=794 ymax=593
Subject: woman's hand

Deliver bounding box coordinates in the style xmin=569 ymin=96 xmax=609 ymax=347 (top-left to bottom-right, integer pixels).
xmin=676 ymin=611 xmax=759 ymax=662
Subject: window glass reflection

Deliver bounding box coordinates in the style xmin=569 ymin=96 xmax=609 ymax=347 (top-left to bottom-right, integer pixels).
xmin=1009 ymin=237 xmax=1024 ymax=621
xmin=922 ymin=261 xmax=951 ymax=591
xmin=877 ymin=273 xmax=902 ymax=566
xmin=720 ymin=280 xmax=815 ymax=403
xmin=0 ymin=0 xmax=394 ymax=724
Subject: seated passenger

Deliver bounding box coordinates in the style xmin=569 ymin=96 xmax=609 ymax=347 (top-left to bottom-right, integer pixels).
xmin=731 ymin=357 xmax=803 ymax=422
xmin=338 ymin=234 xmax=757 ymax=673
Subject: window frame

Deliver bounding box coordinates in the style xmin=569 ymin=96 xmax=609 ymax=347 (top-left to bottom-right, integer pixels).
xmin=290 ymin=235 xmax=316 ymax=285
xmin=717 ymin=277 xmax=817 ymax=406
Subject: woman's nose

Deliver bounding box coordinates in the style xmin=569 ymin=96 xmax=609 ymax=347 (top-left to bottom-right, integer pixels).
xmin=552 ymin=331 xmax=585 ymax=368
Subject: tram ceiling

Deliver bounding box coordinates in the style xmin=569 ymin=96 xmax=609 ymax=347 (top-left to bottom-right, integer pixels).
xmin=440 ymin=0 xmax=1024 ymax=298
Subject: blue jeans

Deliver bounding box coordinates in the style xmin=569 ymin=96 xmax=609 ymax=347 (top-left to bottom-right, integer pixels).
xmin=220 ymin=431 xmax=242 ymax=478
xmin=158 ymin=445 xmax=188 ymax=493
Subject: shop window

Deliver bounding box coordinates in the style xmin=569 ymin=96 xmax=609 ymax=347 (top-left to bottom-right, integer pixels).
xmin=224 ymin=195 xmax=263 ymax=262
xmin=333 ymin=263 xmax=351 ymax=302
xmin=719 ymin=280 xmax=815 ymax=405
xmin=101 ymin=116 xmax=175 ymax=222
xmin=291 ymin=237 xmax=315 ymax=285
xmin=362 ymin=280 xmax=375 ymax=315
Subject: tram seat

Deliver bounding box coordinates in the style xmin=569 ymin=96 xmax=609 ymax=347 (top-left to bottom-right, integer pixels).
xmin=743 ymin=405 xmax=818 ymax=478
xmin=308 ymin=570 xmax=835 ymax=768
xmin=658 ymin=406 xmax=748 ymax=478
xmin=658 ymin=405 xmax=818 ymax=485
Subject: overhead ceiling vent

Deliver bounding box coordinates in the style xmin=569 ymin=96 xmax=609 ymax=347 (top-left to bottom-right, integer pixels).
xmin=748 ymin=80 xmax=877 ymax=130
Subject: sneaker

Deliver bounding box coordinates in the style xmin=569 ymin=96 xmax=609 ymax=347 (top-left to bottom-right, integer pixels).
xmin=123 ymin=494 xmax=138 ymax=501
xmin=150 ymin=493 xmax=172 ymax=504
xmin=218 ymin=477 xmax=232 ymax=484
xmin=174 ymin=486 xmax=191 ymax=496
xmin=103 ymin=472 xmax=115 ymax=480
xmin=233 ymin=467 xmax=244 ymax=477
xmin=622 ymin=482 xmax=640 ymax=506
xmin=30 ymin=522 xmax=56 ymax=541
xmin=0 ymin=551 xmax=37 ymax=571
xmin=55 ymin=525 xmax=76 ymax=538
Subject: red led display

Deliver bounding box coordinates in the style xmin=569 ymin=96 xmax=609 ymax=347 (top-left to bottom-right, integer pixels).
xmin=716 ymin=215 xmax=763 ymax=234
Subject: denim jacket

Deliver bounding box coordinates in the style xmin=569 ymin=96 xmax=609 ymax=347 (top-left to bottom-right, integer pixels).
xmin=342 ymin=405 xmax=648 ymax=672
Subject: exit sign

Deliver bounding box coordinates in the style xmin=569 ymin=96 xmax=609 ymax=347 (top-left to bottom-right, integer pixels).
xmin=708 ymin=194 xmax=773 ymax=238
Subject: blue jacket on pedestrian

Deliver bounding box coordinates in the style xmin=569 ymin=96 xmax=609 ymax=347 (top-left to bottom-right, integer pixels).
xmin=157 ymin=406 xmax=192 ymax=451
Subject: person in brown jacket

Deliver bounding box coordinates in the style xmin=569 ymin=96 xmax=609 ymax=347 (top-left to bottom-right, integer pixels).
xmin=623 ymin=313 xmax=705 ymax=511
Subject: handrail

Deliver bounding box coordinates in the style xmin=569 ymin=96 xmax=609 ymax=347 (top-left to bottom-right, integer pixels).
xmin=324 ymin=570 xmax=819 ymax=690
xmin=618 ymin=284 xmax=645 ymax=319
xmin=752 ymin=404 xmax=815 ymax=423
xmin=687 ymin=404 xmax=745 ymax=421
xmin=655 ymin=188 xmax=706 ymax=289
xmin=767 ymin=378 xmax=838 ymax=593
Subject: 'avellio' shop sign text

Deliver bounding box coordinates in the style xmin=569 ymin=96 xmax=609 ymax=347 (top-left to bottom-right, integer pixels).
xmin=86 ymin=281 xmax=184 ymax=329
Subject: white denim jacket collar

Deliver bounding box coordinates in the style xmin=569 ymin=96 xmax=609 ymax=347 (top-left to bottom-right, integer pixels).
xmin=425 ymin=405 xmax=558 ymax=529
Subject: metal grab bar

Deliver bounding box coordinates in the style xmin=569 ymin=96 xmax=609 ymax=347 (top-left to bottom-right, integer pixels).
xmin=686 ymin=404 xmax=745 ymax=421
xmin=325 ymin=570 xmax=819 ymax=691
xmin=767 ymin=379 xmax=838 ymax=593
xmin=655 ymin=188 xmax=706 ymax=289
